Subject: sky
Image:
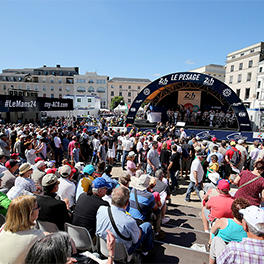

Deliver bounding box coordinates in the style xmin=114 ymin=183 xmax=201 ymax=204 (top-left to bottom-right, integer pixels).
xmin=0 ymin=0 xmax=263 ymax=80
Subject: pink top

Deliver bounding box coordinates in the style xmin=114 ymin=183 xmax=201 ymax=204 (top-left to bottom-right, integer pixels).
xmin=157 ymin=142 xmax=162 ymax=155
xmin=127 ymin=160 xmax=136 ymax=176
xmin=68 ymin=140 xmax=76 ymax=156
xmin=206 ymin=194 xmax=234 ymax=221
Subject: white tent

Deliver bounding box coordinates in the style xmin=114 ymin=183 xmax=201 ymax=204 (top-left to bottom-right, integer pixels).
xmin=114 ymin=104 xmax=127 ymax=113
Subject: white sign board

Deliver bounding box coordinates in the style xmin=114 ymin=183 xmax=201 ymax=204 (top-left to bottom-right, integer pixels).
xmin=177 ymin=91 xmax=201 ymax=109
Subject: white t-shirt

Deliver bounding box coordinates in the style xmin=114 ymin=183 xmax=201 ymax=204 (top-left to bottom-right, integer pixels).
xmin=54 ymin=136 xmax=61 ymax=148
xmin=189 ymin=158 xmax=204 ymax=183
xmin=57 ymin=177 xmax=76 ymax=208
xmin=122 ymin=139 xmax=133 ymax=151
xmin=92 ymin=138 xmax=100 ymax=151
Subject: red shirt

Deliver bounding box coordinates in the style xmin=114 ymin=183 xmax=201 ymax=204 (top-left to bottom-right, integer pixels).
xmin=225 ymin=147 xmax=241 ymax=161
xmin=234 ymin=170 xmax=264 ymax=206
xmin=166 ymin=139 xmax=172 ymax=151
xmin=157 ymin=142 xmax=162 ymax=155
xmin=206 ymin=193 xmax=234 ymax=221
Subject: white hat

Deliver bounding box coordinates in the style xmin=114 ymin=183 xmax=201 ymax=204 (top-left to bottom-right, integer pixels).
xmin=239 ymin=206 xmax=264 ymax=233
xmin=35 ymin=160 xmax=46 ymax=169
xmin=58 ymin=165 xmax=72 ymax=178
xmin=135 ymin=174 xmax=151 ymax=191
xmin=208 ymin=172 xmax=220 ymax=185
xmin=128 ymin=151 xmax=135 ymax=157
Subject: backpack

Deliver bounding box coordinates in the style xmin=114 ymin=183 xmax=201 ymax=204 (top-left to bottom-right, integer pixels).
xmin=230 ymin=148 xmax=241 ymax=166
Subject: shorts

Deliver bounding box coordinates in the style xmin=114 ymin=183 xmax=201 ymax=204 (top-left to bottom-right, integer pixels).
xmin=107 ymin=148 xmax=115 ymax=158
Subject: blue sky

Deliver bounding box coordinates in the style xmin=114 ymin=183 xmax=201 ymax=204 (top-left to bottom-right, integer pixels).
xmin=0 ymin=0 xmax=263 ymax=80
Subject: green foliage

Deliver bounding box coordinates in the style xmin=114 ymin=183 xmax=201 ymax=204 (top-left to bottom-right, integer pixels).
xmin=110 ymin=96 xmax=124 ymax=110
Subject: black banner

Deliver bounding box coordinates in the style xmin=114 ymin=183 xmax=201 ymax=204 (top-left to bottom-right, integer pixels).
xmin=0 ymin=95 xmax=73 ymax=112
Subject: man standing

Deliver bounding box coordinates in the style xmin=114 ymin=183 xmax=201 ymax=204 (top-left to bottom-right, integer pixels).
xmin=185 ymin=150 xmax=205 ymax=202
xmin=217 ymin=206 xmax=264 ymax=264
xmin=167 ymin=145 xmax=180 ymax=191
xmin=147 ymin=141 xmax=160 ymax=176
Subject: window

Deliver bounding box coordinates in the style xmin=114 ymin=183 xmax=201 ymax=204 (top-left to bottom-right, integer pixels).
xmin=247 ymin=72 xmax=252 ymax=81
xmin=230 ymin=65 xmax=234 ymax=72
xmin=250 ymin=49 xmax=255 ymax=53
xmin=128 ymin=85 xmax=131 ymax=89
xmin=240 ymin=53 xmax=244 ymax=56
xmin=229 ymin=76 xmax=233 ymax=84
xmin=119 ymin=92 xmax=122 ymax=96
xmin=58 ymin=79 xmax=62 ymax=84
xmin=88 ymin=86 xmax=95 ymax=92
xmin=258 ymin=81 xmax=261 ymax=88
xmin=88 ymin=98 xmax=92 ymax=103
xmin=59 ymin=87 xmax=62 ymax=91
xmin=257 ymin=92 xmax=260 ymax=99
xmin=260 ymin=67 xmax=263 ymax=73
xmin=59 ymin=94 xmax=62 ymax=98
xmin=50 ymin=79 xmax=54 ymax=83
xmin=248 ymin=60 xmax=253 ymax=68
xmin=245 ymin=88 xmax=250 ymax=100
xmin=237 ymin=74 xmax=242 ymax=83
xmin=119 ymin=85 xmax=122 ymax=89
xmin=43 ymin=93 xmax=46 ymax=97
xmin=239 ymin=63 xmax=243 ymax=70
xmin=128 ymin=99 xmax=131 ymax=103
xmin=138 ymin=86 xmax=141 ymax=90
xmin=77 ymin=98 xmax=81 ymax=102
xmin=50 ymin=86 xmax=54 ymax=91
xmin=232 ymin=55 xmax=236 ymax=59
xmin=97 ymin=87 xmax=105 ymax=93
xmin=111 ymin=85 xmax=114 ymax=88
xmin=236 ymin=89 xmax=240 ymax=98
xmin=88 ymin=80 xmax=94 ymax=83
xmin=43 ymin=86 xmax=46 ymax=91
xmin=51 ymin=94 xmax=54 ymax=98
xmin=77 ymin=87 xmax=86 ymax=92
xmin=128 ymin=92 xmax=131 ymax=97
xmin=3 ymin=85 xmax=6 ymax=90
xmin=77 ymin=79 xmax=86 ymax=83
xmin=111 ymin=91 xmax=114 ymax=96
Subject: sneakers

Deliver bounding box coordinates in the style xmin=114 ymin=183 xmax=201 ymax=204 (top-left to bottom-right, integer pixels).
xmin=185 ymin=198 xmax=191 ymax=202
xmin=161 ymin=216 xmax=170 ymax=225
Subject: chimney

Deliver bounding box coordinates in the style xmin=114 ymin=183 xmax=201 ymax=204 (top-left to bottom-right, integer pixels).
xmin=43 ymin=65 xmax=46 ymax=67
xmin=56 ymin=64 xmax=61 ymax=68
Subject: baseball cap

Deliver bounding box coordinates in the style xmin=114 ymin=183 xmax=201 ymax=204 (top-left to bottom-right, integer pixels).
xmin=83 ymin=164 xmax=95 ymax=175
xmin=10 ymin=153 xmax=19 ymax=158
xmin=42 ymin=174 xmax=59 ymax=187
xmin=35 ymin=160 xmax=46 ymax=169
xmin=5 ymin=159 xmax=19 ymax=169
xmin=217 ymin=179 xmax=230 ymax=191
xmin=239 ymin=206 xmax=264 ymax=233
xmin=92 ymin=177 xmax=111 ymax=189
xmin=212 ymin=137 xmax=217 ymax=142
xmin=128 ymin=151 xmax=136 ymax=157
xmin=35 ymin=157 xmax=43 ymax=163
xmin=59 ymin=165 xmax=72 ymax=178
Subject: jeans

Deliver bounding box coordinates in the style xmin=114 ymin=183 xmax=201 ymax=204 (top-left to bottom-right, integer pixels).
xmin=121 ymin=150 xmax=129 ymax=169
xmin=185 ymin=181 xmax=202 ymax=201
xmin=169 ymin=170 xmax=179 ymax=188
xmin=128 ymin=222 xmax=153 ymax=254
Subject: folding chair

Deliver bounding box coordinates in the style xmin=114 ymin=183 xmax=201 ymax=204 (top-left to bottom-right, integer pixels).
xmin=65 ymin=223 xmax=96 ymax=252
xmin=36 ymin=220 xmax=59 ymax=233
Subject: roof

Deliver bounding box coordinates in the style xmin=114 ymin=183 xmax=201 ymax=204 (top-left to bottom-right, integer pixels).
xmin=109 ymin=77 xmax=151 ymax=83
xmin=3 ymin=68 xmax=34 ymax=74
xmin=35 ymin=66 xmax=78 ymax=71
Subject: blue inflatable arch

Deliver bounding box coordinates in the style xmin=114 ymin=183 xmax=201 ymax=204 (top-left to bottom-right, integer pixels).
xmin=126 ymin=72 xmax=252 ymax=131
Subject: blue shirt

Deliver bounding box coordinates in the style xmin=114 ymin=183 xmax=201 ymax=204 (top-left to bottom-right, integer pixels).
xmin=207 ymin=151 xmax=223 ymax=165
xmin=96 ymin=205 xmax=140 ymax=251
xmin=101 ymin=173 xmax=118 ymax=189
xmin=128 ymin=188 xmax=155 ymax=221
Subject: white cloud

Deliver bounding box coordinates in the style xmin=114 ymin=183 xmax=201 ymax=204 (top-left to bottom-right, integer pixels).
xmin=185 ymin=59 xmax=195 ymax=65
xmin=152 ymin=73 xmax=161 ymax=77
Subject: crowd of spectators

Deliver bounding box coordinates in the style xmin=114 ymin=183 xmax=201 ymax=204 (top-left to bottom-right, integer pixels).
xmin=0 ymin=119 xmax=263 ymax=263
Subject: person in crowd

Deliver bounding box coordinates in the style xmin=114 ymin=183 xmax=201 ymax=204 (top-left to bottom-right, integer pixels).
xmin=121 ymin=134 xmax=133 ymax=170
xmin=0 ymin=173 xmax=11 ymax=216
xmin=126 ymin=151 xmax=138 ymax=177
xmin=71 ymin=142 xmax=80 ymax=164
xmin=128 ymin=174 xmax=157 ymax=224
xmin=206 ymin=155 xmax=219 ymax=178
xmin=92 ymin=133 xmax=100 ymax=165
xmin=24 ymin=141 xmax=41 ymax=165
xmin=181 ymin=139 xmax=193 ymax=178
xmin=232 ymin=160 xmax=264 ymax=206
xmin=98 ymin=139 xmax=107 ymax=163
xmin=57 ymin=165 xmax=76 ymax=209
xmin=31 ymin=160 xmax=46 ymax=187
xmin=167 ymin=145 xmax=180 ymax=192
xmin=93 ymin=161 xmax=106 ymax=178
xmin=0 ymin=132 xmax=10 ymax=157
xmin=235 ymin=139 xmax=248 ymax=171
xmin=102 ymin=164 xmax=118 ymax=189
xmin=75 ymin=164 xmax=95 ymax=201
xmin=216 ymin=205 xmax=264 ymax=264
xmin=13 ymin=134 xmax=26 ymax=161
xmin=37 ymin=173 xmax=71 ymax=230
xmin=249 ymin=140 xmax=260 ymax=171
xmin=209 ymin=198 xmax=250 ymax=264
xmin=185 ymin=150 xmax=205 ymax=202
xmin=119 ymin=173 xmax=131 ymax=188
xmin=160 ymin=142 xmax=170 ymax=171
xmin=15 ymin=162 xmax=36 ymax=193
xmin=202 ymin=179 xmax=234 ymax=232
xmin=147 ymin=141 xmax=160 ymax=176
xmin=73 ymin=177 xmax=110 ymax=238
xmin=0 ymin=195 xmax=44 ymax=264
xmin=138 ymin=141 xmax=149 ymax=172
xmin=96 ymin=186 xmax=153 ymax=256
xmin=0 ymin=159 xmax=19 ymax=192
xmin=179 ymin=128 xmax=187 ymax=140
xmin=68 ymin=136 xmax=77 ymax=161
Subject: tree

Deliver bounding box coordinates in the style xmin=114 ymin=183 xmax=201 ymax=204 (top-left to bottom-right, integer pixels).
xmin=110 ymin=96 xmax=124 ymax=110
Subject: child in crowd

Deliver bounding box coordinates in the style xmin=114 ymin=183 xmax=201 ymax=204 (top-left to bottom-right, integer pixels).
xmin=72 ymin=142 xmax=80 ymax=164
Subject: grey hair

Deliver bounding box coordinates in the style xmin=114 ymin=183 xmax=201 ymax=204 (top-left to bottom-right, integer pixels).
xmin=246 ymin=221 xmax=264 ymax=237
xmin=155 ymin=169 xmax=163 ymax=179
xmin=25 ymin=232 xmax=71 ymax=264
xmin=111 ymin=186 xmax=130 ymax=208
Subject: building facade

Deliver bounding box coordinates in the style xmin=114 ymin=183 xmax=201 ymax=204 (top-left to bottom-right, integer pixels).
xmin=189 ymin=64 xmax=225 ymax=82
xmin=107 ymin=77 xmax=151 ymax=108
xmin=74 ymin=72 xmax=108 ymax=109
xmin=225 ymin=42 xmax=264 ymax=128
